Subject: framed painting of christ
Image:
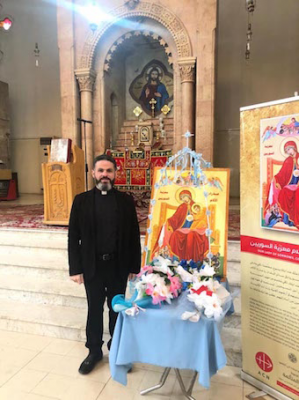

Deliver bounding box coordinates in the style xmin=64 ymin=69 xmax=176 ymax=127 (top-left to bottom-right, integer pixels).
xmin=143 ymin=167 xmax=230 ymax=279
xmin=129 ymin=59 xmax=173 ymax=117
xmin=260 ymin=113 xmax=299 ymax=233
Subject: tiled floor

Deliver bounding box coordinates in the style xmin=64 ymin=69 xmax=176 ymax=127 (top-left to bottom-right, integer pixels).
xmin=0 ymin=330 xmax=273 ymax=400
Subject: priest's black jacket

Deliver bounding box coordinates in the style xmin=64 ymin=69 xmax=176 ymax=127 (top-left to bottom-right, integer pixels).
xmin=68 ymin=187 xmax=141 ymax=280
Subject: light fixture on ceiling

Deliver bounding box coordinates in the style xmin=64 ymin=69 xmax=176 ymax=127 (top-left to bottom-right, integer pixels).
xmin=245 ymin=0 xmax=256 ymax=60
xmin=80 ymin=1 xmax=107 ymax=32
xmin=0 ymin=3 xmax=13 ymax=31
xmin=0 ymin=16 xmax=12 ymax=31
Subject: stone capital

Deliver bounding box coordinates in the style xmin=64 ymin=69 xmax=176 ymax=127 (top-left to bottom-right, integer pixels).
xmin=75 ymin=68 xmax=97 ymax=92
xmin=178 ymin=57 xmax=196 ymax=83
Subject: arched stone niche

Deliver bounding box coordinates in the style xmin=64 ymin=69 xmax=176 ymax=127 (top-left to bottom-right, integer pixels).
xmin=75 ymin=2 xmax=196 ymax=189
xmin=92 ymin=23 xmax=176 ymax=153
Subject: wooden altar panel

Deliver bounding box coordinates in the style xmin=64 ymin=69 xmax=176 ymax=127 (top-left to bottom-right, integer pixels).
xmin=107 ymin=149 xmax=172 ymax=191
xmin=42 ymin=145 xmax=84 ymax=225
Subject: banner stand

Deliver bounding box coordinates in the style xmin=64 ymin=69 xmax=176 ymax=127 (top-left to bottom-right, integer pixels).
xmin=240 ymin=96 xmax=299 ymax=400
xmin=241 ymin=371 xmax=292 ymax=400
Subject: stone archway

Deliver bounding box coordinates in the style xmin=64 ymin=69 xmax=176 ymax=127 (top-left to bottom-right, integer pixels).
xmin=75 ymin=2 xmax=196 ymax=189
xmin=79 ymin=1 xmax=193 ymax=69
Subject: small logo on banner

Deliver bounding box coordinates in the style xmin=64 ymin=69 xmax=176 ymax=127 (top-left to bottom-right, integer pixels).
xmin=288 ymin=353 xmax=297 ymax=364
xmin=255 ymin=352 xmax=273 ymax=372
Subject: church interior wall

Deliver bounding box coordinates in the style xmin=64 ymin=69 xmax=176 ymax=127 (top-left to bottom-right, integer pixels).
xmin=0 ymin=81 xmax=10 ymax=169
xmin=214 ymin=0 xmax=299 ymax=198
xmin=103 ymin=53 xmax=126 ymax=147
xmin=0 ymin=0 xmax=61 ymax=194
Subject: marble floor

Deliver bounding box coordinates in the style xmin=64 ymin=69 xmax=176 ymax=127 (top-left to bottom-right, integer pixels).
xmin=0 ymin=330 xmax=273 ymax=400
xmin=0 ymin=194 xmax=44 ymax=207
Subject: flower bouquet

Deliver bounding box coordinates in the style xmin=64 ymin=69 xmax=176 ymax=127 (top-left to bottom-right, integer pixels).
xmin=176 ymin=259 xmax=232 ymax=322
xmin=112 ymin=256 xmax=232 ymax=321
xmin=112 ymin=257 xmax=183 ymax=316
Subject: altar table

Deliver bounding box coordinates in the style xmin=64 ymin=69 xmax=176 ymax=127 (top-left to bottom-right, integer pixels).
xmin=109 ymin=291 xmax=232 ymax=394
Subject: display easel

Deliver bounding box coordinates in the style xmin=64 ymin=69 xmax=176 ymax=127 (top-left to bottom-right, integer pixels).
xmin=42 ymin=144 xmax=84 ymax=225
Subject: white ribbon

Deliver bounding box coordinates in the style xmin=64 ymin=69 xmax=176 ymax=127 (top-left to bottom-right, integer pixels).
xmin=181 ymin=311 xmax=201 ymax=322
xmin=125 ymin=304 xmax=146 ymax=317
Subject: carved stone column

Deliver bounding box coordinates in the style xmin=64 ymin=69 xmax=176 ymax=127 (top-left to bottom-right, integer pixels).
xmin=178 ymin=57 xmax=196 ymax=150
xmin=57 ymin=0 xmax=80 ymax=145
xmin=75 ymin=68 xmax=96 ymax=190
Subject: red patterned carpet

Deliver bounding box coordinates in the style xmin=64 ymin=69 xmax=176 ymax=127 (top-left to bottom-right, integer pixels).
xmin=0 ymin=203 xmax=240 ymax=240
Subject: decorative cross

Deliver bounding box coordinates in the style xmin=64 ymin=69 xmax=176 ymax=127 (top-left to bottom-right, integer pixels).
xmin=149 ymin=98 xmax=157 ymax=118
xmin=182 ymin=131 xmax=194 ymax=148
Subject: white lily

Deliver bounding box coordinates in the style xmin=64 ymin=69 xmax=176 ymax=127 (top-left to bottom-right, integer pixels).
xmin=175 ymin=266 xmax=194 ymax=282
xmin=198 ymin=264 xmax=215 ymax=277
xmin=193 ymin=291 xmax=223 ymax=320
xmin=153 ymin=256 xmax=174 ymax=275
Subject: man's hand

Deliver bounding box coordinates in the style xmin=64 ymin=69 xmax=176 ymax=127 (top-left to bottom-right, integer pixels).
xmin=154 ymin=92 xmax=161 ymax=97
xmin=145 ymin=88 xmax=150 ymax=97
xmin=128 ymin=273 xmax=136 ymax=281
xmin=70 ymin=274 xmax=84 ymax=284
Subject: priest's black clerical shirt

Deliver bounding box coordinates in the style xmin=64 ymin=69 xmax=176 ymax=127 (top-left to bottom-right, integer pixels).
xmin=94 ymin=187 xmax=118 ymax=257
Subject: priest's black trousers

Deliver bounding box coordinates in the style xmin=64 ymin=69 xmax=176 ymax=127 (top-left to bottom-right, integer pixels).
xmin=83 ymin=259 xmax=127 ymax=353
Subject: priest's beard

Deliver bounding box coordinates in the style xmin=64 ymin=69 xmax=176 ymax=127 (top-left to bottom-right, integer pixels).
xmin=95 ymin=177 xmax=115 ymax=192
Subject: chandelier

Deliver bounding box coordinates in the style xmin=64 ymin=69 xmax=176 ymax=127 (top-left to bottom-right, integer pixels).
xmin=245 ymin=0 xmax=256 ymax=60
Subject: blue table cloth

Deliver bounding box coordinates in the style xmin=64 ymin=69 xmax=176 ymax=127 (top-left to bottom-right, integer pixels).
xmin=109 ymin=290 xmax=232 ymax=389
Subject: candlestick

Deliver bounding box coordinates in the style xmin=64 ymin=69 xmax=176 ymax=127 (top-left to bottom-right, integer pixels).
xmin=130 ymin=132 xmax=134 ymax=146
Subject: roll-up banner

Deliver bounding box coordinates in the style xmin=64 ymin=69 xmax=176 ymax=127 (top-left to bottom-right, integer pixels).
xmin=240 ymin=97 xmax=299 ymax=400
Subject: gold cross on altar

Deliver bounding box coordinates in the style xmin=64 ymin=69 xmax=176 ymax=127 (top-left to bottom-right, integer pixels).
xmin=149 ymin=98 xmax=157 ymax=117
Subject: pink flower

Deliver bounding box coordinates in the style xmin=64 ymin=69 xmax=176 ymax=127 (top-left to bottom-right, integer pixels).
xmin=145 ymin=283 xmax=154 ymax=296
xmin=152 ymin=293 xmax=167 ymax=305
xmin=137 ymin=265 xmax=153 ymax=277
xmin=167 ymin=274 xmax=182 ymax=297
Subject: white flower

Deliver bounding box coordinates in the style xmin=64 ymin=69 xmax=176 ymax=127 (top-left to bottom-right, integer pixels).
xmin=195 ymin=292 xmax=223 ymax=320
xmin=175 ymin=266 xmax=193 ymax=282
xmin=199 ymin=265 xmax=215 ymax=277
xmin=153 ymin=256 xmax=174 ymax=275
xmin=204 ymin=303 xmax=223 ymax=320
